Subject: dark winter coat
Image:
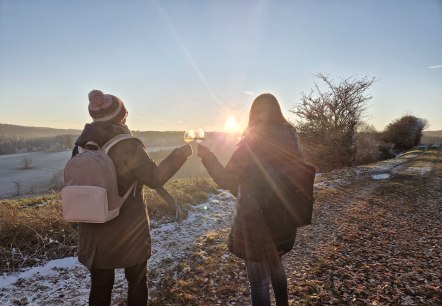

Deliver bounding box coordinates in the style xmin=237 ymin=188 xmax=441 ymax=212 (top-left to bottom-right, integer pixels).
xmin=202 ymin=124 xmax=303 ymax=263
xmin=73 ymin=122 xmax=188 ymax=270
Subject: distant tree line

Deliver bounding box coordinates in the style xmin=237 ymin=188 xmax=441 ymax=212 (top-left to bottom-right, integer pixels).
xmin=291 ymin=74 xmax=430 ymax=172
xmin=0 ymin=135 xmax=76 ymax=155
xmin=132 ymin=131 xmax=185 ymax=147
xmin=0 ymin=123 xmax=80 ymax=138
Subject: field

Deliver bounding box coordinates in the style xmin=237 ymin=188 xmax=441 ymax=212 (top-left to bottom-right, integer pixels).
xmin=0 ymin=149 xmax=440 ymax=305
xmin=0 ymin=131 xmax=238 ymax=199
xmin=0 ymin=151 xmax=71 ymax=198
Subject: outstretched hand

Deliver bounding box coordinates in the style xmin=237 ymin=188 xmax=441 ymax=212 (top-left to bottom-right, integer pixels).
xmin=197 ymin=144 xmax=211 ymax=158
xmin=178 ymin=143 xmax=193 ymax=157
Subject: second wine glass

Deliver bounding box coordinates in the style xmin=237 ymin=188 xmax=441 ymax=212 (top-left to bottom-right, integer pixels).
xmin=183 ymin=128 xmax=205 ymax=143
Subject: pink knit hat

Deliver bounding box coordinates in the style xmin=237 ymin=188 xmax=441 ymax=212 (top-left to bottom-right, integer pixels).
xmin=88 ymin=90 xmax=128 ymax=123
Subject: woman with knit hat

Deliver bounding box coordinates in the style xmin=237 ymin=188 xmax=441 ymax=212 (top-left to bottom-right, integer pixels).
xmin=73 ymin=90 xmax=192 ymax=306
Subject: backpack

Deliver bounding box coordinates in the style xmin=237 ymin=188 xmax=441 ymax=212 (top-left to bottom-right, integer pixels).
xmin=61 ymin=134 xmax=136 ymax=223
xmin=260 ymin=160 xmax=316 ymax=231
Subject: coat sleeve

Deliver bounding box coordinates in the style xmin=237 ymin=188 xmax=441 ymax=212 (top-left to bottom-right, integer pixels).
xmin=201 ymin=145 xmax=249 ymax=197
xmin=126 ymin=141 xmax=187 ymax=189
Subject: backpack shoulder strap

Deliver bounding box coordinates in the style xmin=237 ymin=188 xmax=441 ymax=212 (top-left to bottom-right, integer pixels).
xmin=103 ymin=133 xmax=140 ymax=202
xmin=121 ymin=181 xmax=137 ymax=202
xmin=103 ymin=134 xmax=135 ymax=154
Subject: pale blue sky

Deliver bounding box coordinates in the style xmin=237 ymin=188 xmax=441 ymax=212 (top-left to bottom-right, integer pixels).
xmin=0 ymin=0 xmax=441 ymax=131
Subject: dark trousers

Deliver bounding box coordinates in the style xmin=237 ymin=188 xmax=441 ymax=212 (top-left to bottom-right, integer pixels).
xmin=245 ymin=257 xmax=289 ymax=306
xmin=89 ymin=261 xmax=148 ymax=306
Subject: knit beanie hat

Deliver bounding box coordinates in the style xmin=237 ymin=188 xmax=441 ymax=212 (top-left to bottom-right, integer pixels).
xmin=88 ymin=90 xmax=128 ymax=123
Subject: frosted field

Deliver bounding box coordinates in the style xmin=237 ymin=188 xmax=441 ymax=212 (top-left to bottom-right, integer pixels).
xmin=0 ymin=151 xmax=71 ymax=199
xmin=0 ymin=146 xmax=176 ymax=199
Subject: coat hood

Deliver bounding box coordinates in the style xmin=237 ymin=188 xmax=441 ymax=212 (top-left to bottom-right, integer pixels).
xmin=75 ymin=121 xmax=131 ymax=148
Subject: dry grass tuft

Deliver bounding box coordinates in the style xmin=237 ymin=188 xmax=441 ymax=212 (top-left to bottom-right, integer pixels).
xmin=0 ymin=195 xmax=77 ymax=272
xmin=0 ymin=178 xmax=218 ymax=273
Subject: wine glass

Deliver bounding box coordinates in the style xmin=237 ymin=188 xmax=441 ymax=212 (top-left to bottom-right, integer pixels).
xmin=184 ymin=129 xmax=195 ymax=143
xmin=194 ymin=128 xmax=205 ymax=143
xmin=184 ymin=128 xmax=205 ymax=143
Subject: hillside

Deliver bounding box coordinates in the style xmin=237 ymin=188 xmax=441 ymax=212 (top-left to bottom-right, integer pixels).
xmin=421 ymin=130 xmax=442 ymax=145
xmin=0 ymin=124 xmax=81 ymax=138
xmin=0 ymin=123 xmax=240 ymax=152
xmin=423 ymin=130 xmax=442 ymax=138
xmin=0 ymin=150 xmax=440 ymax=305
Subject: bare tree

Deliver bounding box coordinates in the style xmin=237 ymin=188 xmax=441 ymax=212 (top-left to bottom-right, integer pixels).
xmin=21 ymin=156 xmax=33 ymax=169
xmin=291 ymin=73 xmax=375 ymax=170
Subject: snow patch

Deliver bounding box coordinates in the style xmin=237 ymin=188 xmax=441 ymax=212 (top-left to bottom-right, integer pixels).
xmin=371 ymin=173 xmax=391 ymax=180
xmin=0 ymin=257 xmax=79 ymax=289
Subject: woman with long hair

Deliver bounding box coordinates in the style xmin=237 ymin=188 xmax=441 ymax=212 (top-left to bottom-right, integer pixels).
xmin=197 ymin=93 xmax=303 ymax=306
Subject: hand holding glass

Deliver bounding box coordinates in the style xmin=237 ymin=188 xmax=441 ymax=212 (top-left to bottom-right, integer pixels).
xmin=184 ymin=128 xmax=205 ymax=143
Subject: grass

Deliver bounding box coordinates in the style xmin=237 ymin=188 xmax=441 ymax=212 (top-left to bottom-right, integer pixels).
xmin=0 ymin=177 xmax=218 ymax=273
xmin=148 ymin=229 xmax=249 ymax=305
xmin=144 ymin=177 xmax=218 ymax=223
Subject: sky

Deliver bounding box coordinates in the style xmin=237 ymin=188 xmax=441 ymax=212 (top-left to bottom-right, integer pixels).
xmin=0 ymin=0 xmax=441 ymax=132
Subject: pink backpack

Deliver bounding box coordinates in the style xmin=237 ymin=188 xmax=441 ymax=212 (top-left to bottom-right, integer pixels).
xmin=61 ymin=134 xmax=136 ymax=223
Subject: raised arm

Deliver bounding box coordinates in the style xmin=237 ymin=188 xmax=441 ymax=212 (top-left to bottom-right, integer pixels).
xmin=125 ymin=141 xmax=191 ymax=189
xmin=199 ymin=144 xmax=249 ymax=197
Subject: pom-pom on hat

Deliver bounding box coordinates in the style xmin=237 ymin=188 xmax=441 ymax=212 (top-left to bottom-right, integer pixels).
xmin=88 ymin=90 xmax=128 ymax=123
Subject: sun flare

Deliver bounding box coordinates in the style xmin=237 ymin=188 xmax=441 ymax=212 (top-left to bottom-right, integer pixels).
xmin=225 ymin=116 xmax=239 ymax=132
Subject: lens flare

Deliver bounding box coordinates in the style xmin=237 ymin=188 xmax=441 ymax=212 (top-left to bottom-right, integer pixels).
xmin=225 ymin=116 xmax=238 ymax=132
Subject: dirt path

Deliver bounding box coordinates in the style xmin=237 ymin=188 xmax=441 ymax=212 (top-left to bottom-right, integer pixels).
xmin=285 ymin=150 xmax=441 ymax=305
xmin=146 ymin=150 xmax=441 ymax=305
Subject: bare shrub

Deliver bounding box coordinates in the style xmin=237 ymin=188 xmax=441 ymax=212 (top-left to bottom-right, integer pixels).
xmin=291 ymin=73 xmax=375 ymax=171
xmin=12 ymin=181 xmax=22 ymax=196
xmin=20 ymin=156 xmax=33 ymax=169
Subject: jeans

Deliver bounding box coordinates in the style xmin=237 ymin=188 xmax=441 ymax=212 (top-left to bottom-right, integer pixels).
xmin=245 ymin=257 xmax=289 ymax=306
xmin=89 ymin=261 xmax=148 ymax=306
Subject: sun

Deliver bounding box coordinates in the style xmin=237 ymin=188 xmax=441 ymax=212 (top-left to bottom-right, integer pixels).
xmin=225 ymin=116 xmax=238 ymax=132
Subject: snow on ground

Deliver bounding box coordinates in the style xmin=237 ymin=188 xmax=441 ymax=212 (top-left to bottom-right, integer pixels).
xmin=315 ymin=152 xmax=422 ymax=187
xmin=372 ymin=173 xmax=391 ymax=180
xmin=358 ymin=151 xmax=420 ymax=174
xmin=0 ymin=191 xmax=236 ymax=306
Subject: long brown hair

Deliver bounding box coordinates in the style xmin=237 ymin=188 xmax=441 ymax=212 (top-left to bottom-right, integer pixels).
xmin=245 ymin=93 xmax=292 ymax=136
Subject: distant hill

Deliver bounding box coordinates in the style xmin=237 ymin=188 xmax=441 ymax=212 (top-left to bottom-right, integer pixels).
xmin=421 ymin=130 xmax=442 ymax=145
xmin=423 ymin=130 xmax=442 ymax=138
xmin=0 ymin=124 xmax=81 ymax=138
xmin=0 ymin=123 xmax=240 ymax=156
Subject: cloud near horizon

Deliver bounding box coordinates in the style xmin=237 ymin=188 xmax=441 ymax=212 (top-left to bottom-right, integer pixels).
xmin=428 ymin=65 xmax=442 ymax=69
